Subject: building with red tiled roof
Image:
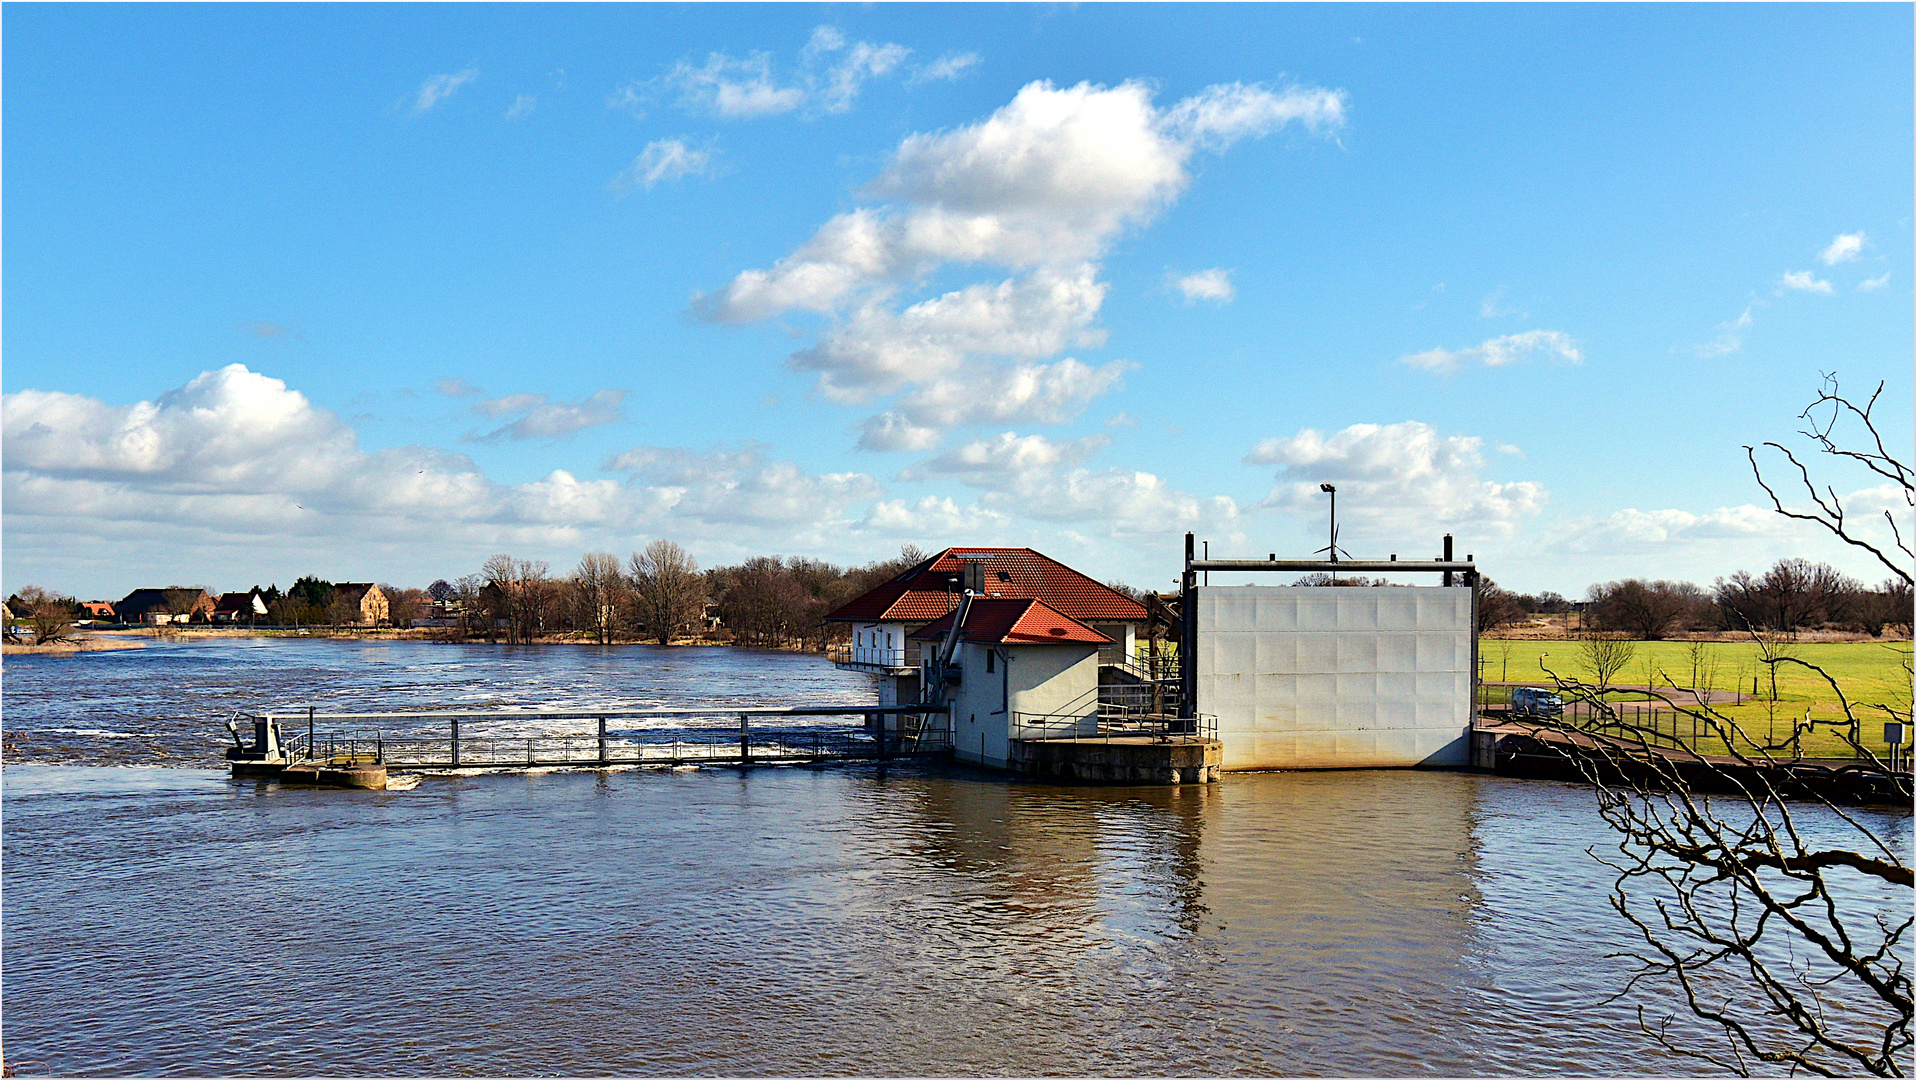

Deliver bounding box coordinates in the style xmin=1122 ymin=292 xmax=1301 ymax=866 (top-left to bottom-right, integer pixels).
xmin=905 ymin=597 xmax=1108 ymax=770
xmin=826 ymin=547 xmax=1145 ymax=687
xmin=906 ymin=598 xmax=1110 ymax=647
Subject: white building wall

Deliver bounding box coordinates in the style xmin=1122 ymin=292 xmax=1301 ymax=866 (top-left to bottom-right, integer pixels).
xmin=1196 ymin=586 xmax=1474 ymax=770
xmin=949 ymin=641 xmax=1100 ymax=770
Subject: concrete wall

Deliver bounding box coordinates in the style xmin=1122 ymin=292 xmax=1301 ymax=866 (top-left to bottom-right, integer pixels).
xmin=949 ymin=641 xmax=1100 ymax=770
xmin=1195 ymin=586 xmax=1473 ymax=771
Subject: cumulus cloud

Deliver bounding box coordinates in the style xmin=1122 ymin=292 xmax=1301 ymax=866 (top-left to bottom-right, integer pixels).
xmin=860 ymin=495 xmax=1008 ymax=535
xmin=469 ymin=389 xmax=627 ymax=442
xmin=856 ymin=413 xmax=942 ymax=453
xmin=504 ymin=94 xmax=537 ymax=121
xmin=1401 ymin=330 xmax=1583 ymax=374
xmin=611 ymin=138 xmax=715 ymax=191
xmin=1819 ymin=232 xmax=1867 ymax=265
xmin=890 ymin=430 xmax=1236 ymax=536
xmin=603 ymin=441 xmax=882 ymax=525
xmin=1780 ymin=270 xmax=1833 ymax=294
xmin=622 ymin=25 xmax=912 ymax=121
xmin=695 ymin=77 xmax=1344 ymax=444
xmin=788 ymin=267 xmax=1109 ymax=401
xmin=900 ymin=432 xmax=1109 ymax=482
xmin=0 ymin=366 xmax=888 ymax=582
xmin=435 ymin=377 xmax=482 ymax=398
xmin=1246 ymin=420 xmax=1547 ymax=537
xmin=1859 ymin=272 xmax=1891 ymax=292
xmin=408 ymin=68 xmax=478 ymax=115
xmin=1170 ymin=268 xmax=1235 ymax=305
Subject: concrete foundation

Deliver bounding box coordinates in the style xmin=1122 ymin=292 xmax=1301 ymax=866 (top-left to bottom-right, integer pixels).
xmin=1010 ymin=736 xmax=1222 ymax=784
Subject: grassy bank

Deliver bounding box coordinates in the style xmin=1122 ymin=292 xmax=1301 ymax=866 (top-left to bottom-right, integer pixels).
xmin=1482 ymin=637 xmax=1912 ymax=759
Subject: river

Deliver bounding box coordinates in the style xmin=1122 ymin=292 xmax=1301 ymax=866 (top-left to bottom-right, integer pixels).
xmin=2 ymin=637 xmax=1907 ymax=1075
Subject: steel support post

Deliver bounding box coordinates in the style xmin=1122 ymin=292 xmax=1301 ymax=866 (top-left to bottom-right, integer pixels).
xmin=598 ymin=715 xmax=607 ymax=764
xmin=451 ymin=715 xmax=461 ymax=767
xmin=740 ymin=714 xmax=750 ymax=765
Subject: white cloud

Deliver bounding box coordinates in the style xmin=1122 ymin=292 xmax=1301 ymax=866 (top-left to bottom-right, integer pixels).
xmin=900 ymin=432 xmax=1109 ymax=482
xmin=1170 ymin=268 xmax=1235 ymax=305
xmin=408 ymin=68 xmax=478 ymax=116
xmin=631 ymin=26 xmax=912 ymax=121
xmin=1692 ymin=306 xmax=1753 ymax=358
xmin=860 ymin=495 xmax=1007 ymax=535
xmin=694 ymin=77 xmax=1343 ymax=444
xmin=0 ymin=366 xmax=904 ymax=589
xmin=857 ymin=413 xmax=943 ymax=453
xmin=910 ymin=52 xmax=982 ymax=85
xmin=469 ymin=389 xmax=627 ymax=442
xmin=1401 ymin=330 xmax=1582 ymax=374
xmin=1818 ymin=232 xmax=1867 ymax=265
xmin=1246 ymin=421 xmax=1547 ymax=537
xmin=603 ymin=442 xmax=882 ymax=526
xmin=891 ymin=431 xmax=1236 ymax=536
xmin=435 ymin=377 xmax=482 ymax=398
xmin=893 ymin=358 xmax=1135 ymax=431
xmin=1780 ymin=270 xmax=1833 ymax=294
xmin=504 ymin=94 xmax=537 ymax=121
xmin=611 ymin=138 xmax=715 ymax=191
xmin=1859 ymin=272 xmax=1891 ymax=292
xmin=788 ymin=266 xmax=1108 ymax=401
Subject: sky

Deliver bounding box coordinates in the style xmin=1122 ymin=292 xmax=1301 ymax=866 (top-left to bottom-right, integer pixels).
xmin=4 ymin=4 xmax=1912 ymax=600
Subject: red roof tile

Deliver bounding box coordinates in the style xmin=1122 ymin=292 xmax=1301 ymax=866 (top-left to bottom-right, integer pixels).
xmin=826 ymin=547 xmax=1147 ymax=623
xmin=906 ymin=598 xmax=1111 ymax=646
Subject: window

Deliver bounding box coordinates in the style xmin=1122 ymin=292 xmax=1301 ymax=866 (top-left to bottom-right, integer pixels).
xmin=986 ymin=650 xmax=995 ymax=673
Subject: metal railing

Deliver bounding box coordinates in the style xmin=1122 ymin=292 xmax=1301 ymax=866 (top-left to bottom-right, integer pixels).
xmin=1012 ymin=710 xmax=1217 ymax=744
xmin=825 ymin=643 xmax=923 ymax=669
xmin=247 ymin=705 xmax=952 ymax=771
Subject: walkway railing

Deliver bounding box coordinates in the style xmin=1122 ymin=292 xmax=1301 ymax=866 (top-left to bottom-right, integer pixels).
xmin=249 ymin=705 xmax=951 ymax=771
xmin=1012 ymin=711 xmax=1217 ymax=743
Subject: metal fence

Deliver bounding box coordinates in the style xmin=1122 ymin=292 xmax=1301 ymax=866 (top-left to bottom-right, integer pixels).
xmin=252 ymin=705 xmax=952 ymax=771
xmin=1011 ymin=710 xmax=1217 ymax=743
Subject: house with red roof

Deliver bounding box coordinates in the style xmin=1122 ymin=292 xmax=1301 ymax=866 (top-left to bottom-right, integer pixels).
xmin=905 ymin=598 xmax=1110 ymax=770
xmin=824 ymin=547 xmax=1147 ymax=707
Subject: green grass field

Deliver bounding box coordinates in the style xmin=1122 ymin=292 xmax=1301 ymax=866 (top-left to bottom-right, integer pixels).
xmin=1480 ymin=638 xmax=1913 ymax=758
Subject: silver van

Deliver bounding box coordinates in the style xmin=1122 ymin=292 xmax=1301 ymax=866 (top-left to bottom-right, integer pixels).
xmin=1510 ymin=686 xmax=1563 ymax=718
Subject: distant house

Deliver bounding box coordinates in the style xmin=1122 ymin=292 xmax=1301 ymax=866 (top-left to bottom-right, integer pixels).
xmin=212 ymin=590 xmax=269 ymax=624
xmin=79 ymin=601 xmax=117 ymax=620
xmin=331 ymin=582 xmax=389 ymax=626
xmin=116 ymin=588 xmax=217 ymax=624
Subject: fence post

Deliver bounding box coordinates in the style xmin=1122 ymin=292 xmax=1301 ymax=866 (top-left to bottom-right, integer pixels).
xmin=740 ymin=713 xmax=750 ymax=765
xmin=598 ymin=715 xmax=607 ymax=765
xmin=451 ymin=715 xmax=461 ymax=767
xmin=307 ymin=706 xmax=315 ymax=762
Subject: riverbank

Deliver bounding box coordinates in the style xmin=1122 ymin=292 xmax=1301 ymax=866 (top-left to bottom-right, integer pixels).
xmin=2 ymin=635 xmax=147 ymax=656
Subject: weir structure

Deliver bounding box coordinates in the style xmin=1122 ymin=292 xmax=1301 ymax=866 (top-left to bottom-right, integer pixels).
xmin=1178 ymin=531 xmax=1483 ymax=771
xmin=225 ymin=705 xmax=954 ymax=789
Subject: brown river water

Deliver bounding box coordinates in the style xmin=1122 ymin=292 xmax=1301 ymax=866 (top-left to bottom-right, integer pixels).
xmin=2 ymin=638 xmax=1907 ymax=1075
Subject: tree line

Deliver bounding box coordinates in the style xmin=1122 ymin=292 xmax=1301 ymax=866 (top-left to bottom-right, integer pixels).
xmin=409 ymin=541 xmax=933 ymax=647
xmin=1477 ymin=556 xmax=1912 ymax=639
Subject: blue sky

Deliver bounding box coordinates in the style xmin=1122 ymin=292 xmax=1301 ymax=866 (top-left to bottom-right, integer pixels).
xmin=4 ymin=4 xmax=1911 ymax=599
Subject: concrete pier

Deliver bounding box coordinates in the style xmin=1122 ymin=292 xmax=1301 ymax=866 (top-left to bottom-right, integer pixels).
xmin=1011 ymin=736 xmax=1222 ymax=784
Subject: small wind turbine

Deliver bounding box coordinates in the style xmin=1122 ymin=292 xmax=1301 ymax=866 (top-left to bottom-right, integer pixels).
xmin=1313 ymin=483 xmax=1351 ymax=574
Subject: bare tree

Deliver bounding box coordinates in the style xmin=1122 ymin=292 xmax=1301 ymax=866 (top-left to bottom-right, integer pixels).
xmin=13 ymin=586 xmax=76 ymax=644
xmin=573 ymin=551 xmax=626 ymax=645
xmin=1511 ymin=376 xmax=1915 ymax=1075
xmin=1748 ymin=375 xmax=1913 ymax=590
xmin=1579 ymin=632 xmax=1637 ymax=689
xmin=629 ymin=540 xmax=703 ymax=646
xmin=1590 ymin=579 xmax=1707 ymax=640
